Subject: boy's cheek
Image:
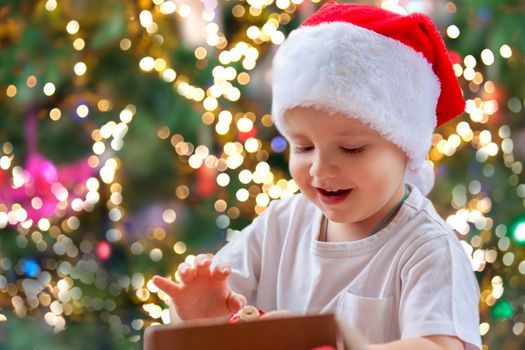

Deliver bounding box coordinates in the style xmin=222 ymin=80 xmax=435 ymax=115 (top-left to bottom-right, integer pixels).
xmin=288 ymin=160 xmax=309 ymax=180
xmin=287 ymin=164 xmax=310 ymax=191
xmin=287 ymin=157 xmax=300 ymax=175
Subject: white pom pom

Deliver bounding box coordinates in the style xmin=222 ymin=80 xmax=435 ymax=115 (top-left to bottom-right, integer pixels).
xmin=404 ymin=160 xmax=435 ymax=196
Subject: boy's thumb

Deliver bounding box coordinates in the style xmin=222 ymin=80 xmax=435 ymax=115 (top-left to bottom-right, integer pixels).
xmin=227 ymin=292 xmax=247 ymax=312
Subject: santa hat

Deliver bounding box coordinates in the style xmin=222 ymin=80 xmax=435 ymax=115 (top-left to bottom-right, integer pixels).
xmin=271 ymin=2 xmax=465 ymax=195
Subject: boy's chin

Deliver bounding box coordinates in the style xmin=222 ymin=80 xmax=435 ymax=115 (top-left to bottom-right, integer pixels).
xmin=318 ymin=206 xmax=356 ymax=223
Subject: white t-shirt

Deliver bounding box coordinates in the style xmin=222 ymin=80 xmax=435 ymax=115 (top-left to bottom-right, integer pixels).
xmin=213 ymin=184 xmax=482 ymax=349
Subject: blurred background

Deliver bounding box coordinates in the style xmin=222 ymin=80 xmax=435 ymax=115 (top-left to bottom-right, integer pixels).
xmin=0 ymin=0 xmax=524 ymax=349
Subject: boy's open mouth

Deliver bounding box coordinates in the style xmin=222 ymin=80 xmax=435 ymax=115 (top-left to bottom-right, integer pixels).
xmin=317 ymin=188 xmax=352 ymax=196
xmin=316 ymin=188 xmax=352 ymax=205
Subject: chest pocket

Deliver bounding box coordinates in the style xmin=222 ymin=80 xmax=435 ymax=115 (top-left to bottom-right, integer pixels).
xmin=339 ymin=292 xmax=394 ymax=344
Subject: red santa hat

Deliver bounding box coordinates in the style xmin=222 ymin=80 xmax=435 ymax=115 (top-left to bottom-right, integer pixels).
xmin=271 ymin=2 xmax=465 ymax=195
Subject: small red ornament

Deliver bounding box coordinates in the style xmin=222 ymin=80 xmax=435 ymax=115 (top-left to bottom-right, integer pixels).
xmin=229 ymin=305 xmax=264 ymax=324
xmin=96 ymin=241 xmax=111 ymax=261
xmin=237 ymin=128 xmax=257 ymax=143
xmin=195 ymin=166 xmax=217 ymax=198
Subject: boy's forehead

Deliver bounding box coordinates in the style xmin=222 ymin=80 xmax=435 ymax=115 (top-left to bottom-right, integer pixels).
xmin=282 ymin=107 xmax=374 ymax=136
xmin=283 ymin=117 xmax=374 ymax=140
xmin=285 ymin=128 xmax=370 ymax=139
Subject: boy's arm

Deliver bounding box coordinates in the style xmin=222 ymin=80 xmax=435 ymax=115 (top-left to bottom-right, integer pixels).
xmin=366 ymin=335 xmax=465 ymax=350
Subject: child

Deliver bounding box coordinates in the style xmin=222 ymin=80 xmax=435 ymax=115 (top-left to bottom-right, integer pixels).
xmin=154 ymin=2 xmax=482 ymax=349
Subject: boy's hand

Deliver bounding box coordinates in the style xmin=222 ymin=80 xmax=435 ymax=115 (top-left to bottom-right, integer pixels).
xmin=153 ymin=254 xmax=247 ymax=321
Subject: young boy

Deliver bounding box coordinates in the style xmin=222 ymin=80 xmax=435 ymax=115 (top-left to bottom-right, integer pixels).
xmin=154 ymin=2 xmax=482 ymax=349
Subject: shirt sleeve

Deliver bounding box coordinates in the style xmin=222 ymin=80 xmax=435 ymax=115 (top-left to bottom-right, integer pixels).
xmin=212 ymin=204 xmax=271 ymax=305
xmin=399 ymin=234 xmax=482 ymax=350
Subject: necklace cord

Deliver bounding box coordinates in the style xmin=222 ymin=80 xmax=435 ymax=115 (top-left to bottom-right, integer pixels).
xmin=323 ymin=184 xmax=409 ymax=242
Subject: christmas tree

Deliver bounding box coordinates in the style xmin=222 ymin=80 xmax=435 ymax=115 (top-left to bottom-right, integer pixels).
xmin=0 ymin=0 xmax=524 ymax=349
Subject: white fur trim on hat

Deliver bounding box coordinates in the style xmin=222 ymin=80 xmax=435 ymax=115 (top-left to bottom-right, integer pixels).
xmin=271 ymin=22 xmax=440 ymax=195
xmin=405 ymin=160 xmax=435 ymax=196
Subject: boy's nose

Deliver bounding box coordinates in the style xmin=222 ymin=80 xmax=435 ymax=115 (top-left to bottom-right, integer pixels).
xmin=309 ymin=156 xmax=338 ymax=179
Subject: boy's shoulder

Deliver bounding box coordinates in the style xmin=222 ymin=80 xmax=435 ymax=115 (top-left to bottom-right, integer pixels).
xmin=399 ymin=186 xmax=469 ymax=259
xmin=402 ymin=185 xmax=452 ymax=231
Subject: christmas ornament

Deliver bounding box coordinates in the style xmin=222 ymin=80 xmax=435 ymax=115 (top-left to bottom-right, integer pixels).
xmin=229 ymin=305 xmax=265 ymax=324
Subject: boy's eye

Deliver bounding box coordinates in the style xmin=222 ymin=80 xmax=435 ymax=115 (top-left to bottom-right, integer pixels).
xmin=342 ymin=147 xmax=365 ymax=154
xmin=294 ymin=146 xmax=313 ymax=153
xmin=294 ymin=146 xmax=365 ymax=154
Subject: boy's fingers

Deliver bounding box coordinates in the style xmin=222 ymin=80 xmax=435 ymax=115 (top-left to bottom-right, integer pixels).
xmin=226 ymin=292 xmax=247 ymax=312
xmin=211 ymin=263 xmax=231 ymax=281
xmin=194 ymin=254 xmax=212 ymax=278
xmin=194 ymin=253 xmax=209 ymax=264
xmin=177 ymin=263 xmax=194 ymax=284
xmin=152 ymin=276 xmax=182 ymax=298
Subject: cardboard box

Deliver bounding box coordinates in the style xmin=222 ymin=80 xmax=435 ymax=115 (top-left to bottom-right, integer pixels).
xmin=144 ymin=313 xmax=366 ymax=350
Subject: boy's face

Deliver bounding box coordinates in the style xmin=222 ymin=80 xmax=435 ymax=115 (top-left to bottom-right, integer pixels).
xmin=282 ymin=106 xmax=407 ymax=225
